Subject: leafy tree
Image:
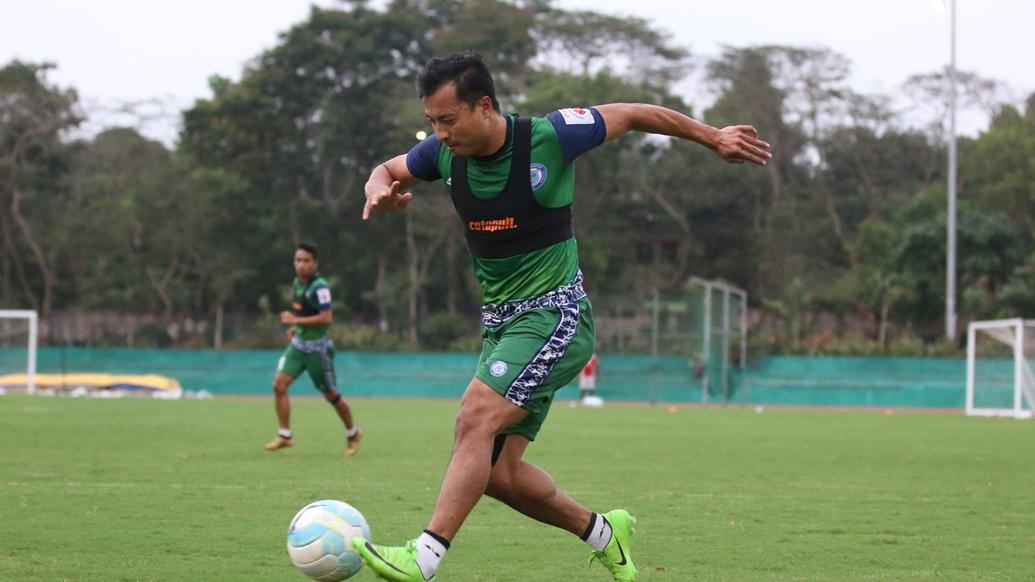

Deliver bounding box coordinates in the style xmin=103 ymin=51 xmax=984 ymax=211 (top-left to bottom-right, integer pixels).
xmin=4 ymin=2 xmax=1032 ymax=354
xmin=0 ymin=62 xmax=81 ymax=318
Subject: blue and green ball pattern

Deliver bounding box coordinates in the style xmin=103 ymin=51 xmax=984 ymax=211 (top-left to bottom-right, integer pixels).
xmin=287 ymin=500 xmax=371 ymax=581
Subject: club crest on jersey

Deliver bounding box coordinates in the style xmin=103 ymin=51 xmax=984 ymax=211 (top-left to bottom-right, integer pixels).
xmin=559 ymin=107 xmax=594 ymax=125
xmin=490 ymin=360 xmax=508 ymax=377
xmin=530 ymin=163 xmax=548 ymax=191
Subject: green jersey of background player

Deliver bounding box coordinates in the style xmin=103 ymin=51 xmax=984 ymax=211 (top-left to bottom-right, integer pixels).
xmin=264 ymin=242 xmax=361 ymax=457
xmin=355 ymin=53 xmax=771 ymax=581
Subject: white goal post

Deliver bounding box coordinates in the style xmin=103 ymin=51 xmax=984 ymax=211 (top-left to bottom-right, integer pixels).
xmin=0 ymin=309 xmax=38 ymax=395
xmin=688 ymin=277 xmax=748 ymax=405
xmin=966 ymin=318 xmax=1035 ymax=419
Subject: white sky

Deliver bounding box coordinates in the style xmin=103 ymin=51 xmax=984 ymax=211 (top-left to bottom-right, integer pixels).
xmin=2 ymin=0 xmax=1031 ymax=145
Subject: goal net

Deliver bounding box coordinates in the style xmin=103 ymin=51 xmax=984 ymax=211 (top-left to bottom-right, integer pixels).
xmin=689 ymin=278 xmax=747 ymax=404
xmin=592 ymin=277 xmax=747 ymax=404
xmin=0 ymin=310 xmax=38 ymax=395
xmin=966 ymin=319 xmax=1035 ymax=419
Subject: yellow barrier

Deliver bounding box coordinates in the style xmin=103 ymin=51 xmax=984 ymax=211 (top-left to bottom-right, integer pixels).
xmin=0 ymin=373 xmax=181 ymax=397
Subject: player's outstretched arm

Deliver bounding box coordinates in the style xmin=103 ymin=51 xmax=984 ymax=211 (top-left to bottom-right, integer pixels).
xmin=595 ymin=103 xmax=772 ymax=166
xmin=363 ymin=154 xmax=419 ymax=220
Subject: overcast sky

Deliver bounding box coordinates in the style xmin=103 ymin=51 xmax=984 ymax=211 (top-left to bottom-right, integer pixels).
xmin=2 ymin=0 xmax=1031 ymax=144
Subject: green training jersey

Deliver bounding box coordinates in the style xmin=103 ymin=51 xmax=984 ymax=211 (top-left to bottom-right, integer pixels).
xmin=291 ymin=275 xmax=332 ymax=340
xmin=406 ymin=109 xmax=608 ymax=304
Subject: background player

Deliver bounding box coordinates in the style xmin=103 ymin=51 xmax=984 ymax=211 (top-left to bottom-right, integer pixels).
xmin=264 ymin=242 xmax=361 ymax=456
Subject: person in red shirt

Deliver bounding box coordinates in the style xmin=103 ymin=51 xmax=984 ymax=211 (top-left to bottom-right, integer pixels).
xmin=579 ymin=353 xmax=603 ymax=407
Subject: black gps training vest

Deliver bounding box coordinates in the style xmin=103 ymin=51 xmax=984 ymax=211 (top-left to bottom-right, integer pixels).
xmin=292 ymin=278 xmax=321 ymax=317
xmin=449 ymin=117 xmax=573 ymax=259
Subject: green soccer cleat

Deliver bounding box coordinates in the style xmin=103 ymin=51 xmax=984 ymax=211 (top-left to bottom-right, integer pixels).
xmin=589 ymin=510 xmax=637 ymax=581
xmin=352 ymin=537 xmax=433 ymax=582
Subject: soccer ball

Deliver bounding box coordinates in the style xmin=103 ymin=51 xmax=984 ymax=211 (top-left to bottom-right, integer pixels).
xmin=286 ymin=499 xmax=371 ymax=581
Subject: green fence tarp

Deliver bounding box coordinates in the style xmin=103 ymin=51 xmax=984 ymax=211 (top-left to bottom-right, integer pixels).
xmin=0 ymin=348 xmax=974 ymax=408
xmin=742 ymin=356 xmax=966 ymax=408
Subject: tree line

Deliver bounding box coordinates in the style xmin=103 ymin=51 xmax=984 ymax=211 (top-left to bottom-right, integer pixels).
xmin=2 ymin=0 xmax=1033 ymax=354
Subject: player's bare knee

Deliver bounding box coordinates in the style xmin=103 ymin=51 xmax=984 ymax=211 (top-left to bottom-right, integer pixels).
xmin=461 ymin=389 xmax=521 ymax=438
xmin=453 ymin=408 xmax=485 ymax=442
xmin=273 ymin=380 xmax=290 ymax=395
xmin=454 ymin=399 xmax=490 ymax=438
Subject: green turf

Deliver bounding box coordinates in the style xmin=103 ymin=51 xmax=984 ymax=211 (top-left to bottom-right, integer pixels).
xmin=1 ymin=396 xmax=1032 ymax=581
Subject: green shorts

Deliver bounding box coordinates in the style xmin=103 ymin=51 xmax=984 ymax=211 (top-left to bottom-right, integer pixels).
xmin=277 ymin=343 xmax=337 ymax=394
xmin=476 ymin=297 xmax=595 ymax=440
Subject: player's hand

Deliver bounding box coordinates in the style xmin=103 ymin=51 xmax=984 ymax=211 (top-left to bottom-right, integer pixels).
xmin=713 ymin=125 xmax=772 ymax=166
xmin=363 ymin=180 xmax=413 ymax=220
xmin=286 ymin=328 xmax=295 ymax=339
xmin=279 ymin=311 xmax=296 ymax=325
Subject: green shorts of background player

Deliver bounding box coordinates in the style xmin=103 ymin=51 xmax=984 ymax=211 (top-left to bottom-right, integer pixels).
xmin=277 ymin=342 xmax=337 ymax=395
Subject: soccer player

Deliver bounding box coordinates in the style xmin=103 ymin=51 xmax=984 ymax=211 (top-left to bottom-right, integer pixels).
xmin=264 ymin=242 xmax=361 ymax=456
xmin=355 ymin=53 xmax=770 ymax=581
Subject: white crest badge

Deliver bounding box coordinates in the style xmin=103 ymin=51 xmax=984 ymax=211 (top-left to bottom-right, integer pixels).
xmin=559 ymin=107 xmax=594 ymax=125
xmin=490 ymin=360 xmax=508 ymax=377
xmin=530 ymin=163 xmax=548 ymax=191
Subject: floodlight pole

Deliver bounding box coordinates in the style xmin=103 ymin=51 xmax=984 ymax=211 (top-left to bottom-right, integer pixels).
xmin=945 ymin=0 xmax=958 ymax=340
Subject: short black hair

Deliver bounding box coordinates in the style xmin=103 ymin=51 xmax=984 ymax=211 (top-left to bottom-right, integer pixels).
xmin=417 ymin=52 xmax=500 ymax=112
xmin=296 ymin=242 xmax=318 ymax=260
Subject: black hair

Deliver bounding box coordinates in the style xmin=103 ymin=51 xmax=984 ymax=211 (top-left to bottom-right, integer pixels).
xmin=296 ymin=242 xmax=319 ymax=260
xmin=417 ymin=52 xmax=500 ymax=112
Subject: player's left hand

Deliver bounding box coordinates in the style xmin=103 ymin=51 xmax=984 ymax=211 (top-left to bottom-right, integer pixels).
xmin=279 ymin=311 xmax=296 ymax=325
xmin=714 ymin=125 xmax=772 ymax=166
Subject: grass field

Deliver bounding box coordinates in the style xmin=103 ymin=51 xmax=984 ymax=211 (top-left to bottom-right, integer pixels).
xmin=1 ymin=395 xmax=1033 ymax=581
